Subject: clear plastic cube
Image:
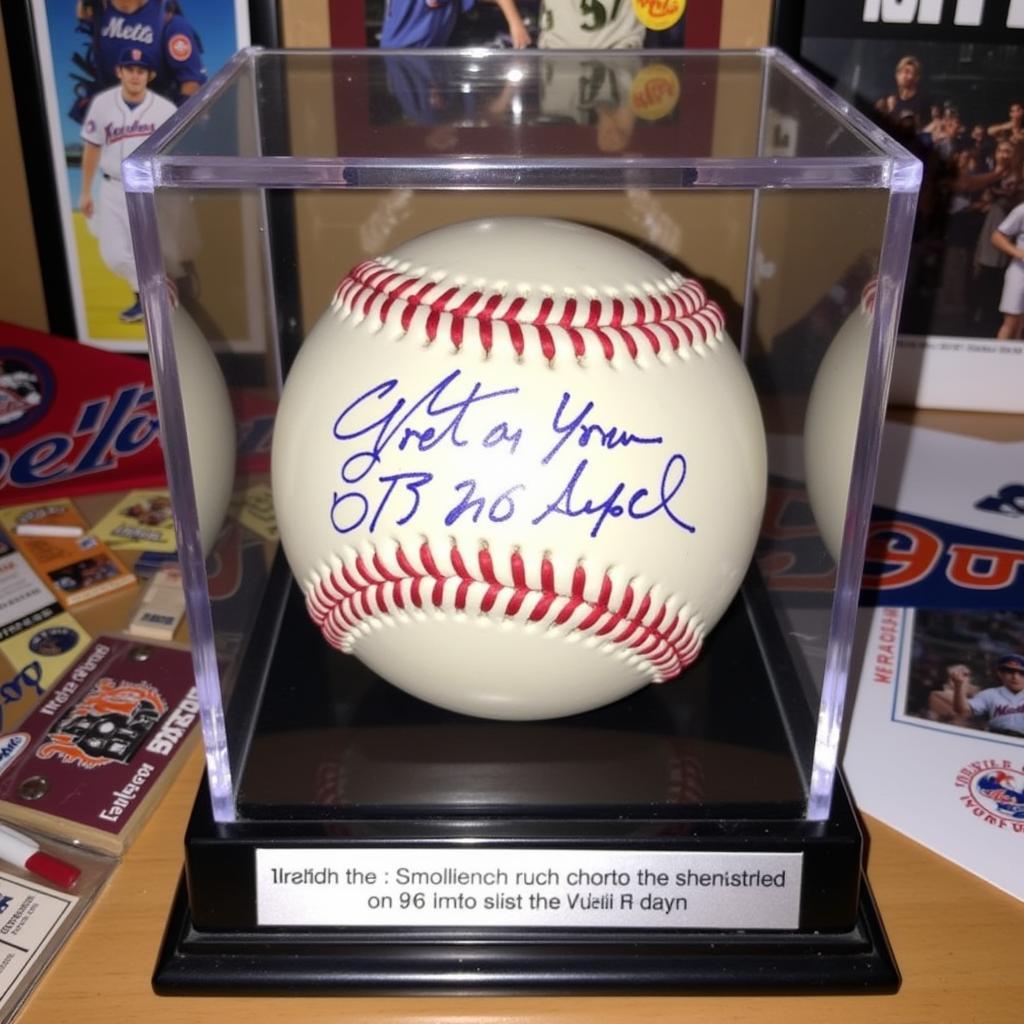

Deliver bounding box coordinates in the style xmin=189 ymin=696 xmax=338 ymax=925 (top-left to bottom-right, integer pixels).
xmin=125 ymin=47 xmax=919 ymax=826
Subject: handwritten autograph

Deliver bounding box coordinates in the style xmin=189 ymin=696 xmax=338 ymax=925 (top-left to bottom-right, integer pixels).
xmin=328 ymin=369 xmax=695 ymax=540
xmin=0 ymin=660 xmax=44 ymax=732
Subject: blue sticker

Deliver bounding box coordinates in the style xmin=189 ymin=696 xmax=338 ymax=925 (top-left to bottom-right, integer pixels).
xmin=29 ymin=627 xmax=80 ymax=657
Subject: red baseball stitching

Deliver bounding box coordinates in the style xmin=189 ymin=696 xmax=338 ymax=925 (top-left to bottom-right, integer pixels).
xmin=306 ymin=541 xmax=703 ymax=683
xmin=333 ymin=258 xmax=725 ymax=362
xmin=861 ymin=276 xmax=878 ymax=316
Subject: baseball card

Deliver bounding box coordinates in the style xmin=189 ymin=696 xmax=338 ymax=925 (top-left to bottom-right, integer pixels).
xmin=0 ymin=526 xmax=93 ymax=732
xmin=90 ymin=489 xmax=177 ymax=553
xmin=0 ymin=500 xmax=135 ymax=610
xmin=126 ymin=566 xmax=186 ymax=642
xmin=23 ymin=1 xmax=254 ymax=351
xmin=0 ymin=528 xmax=58 ymax=635
xmin=0 ymin=610 xmax=93 ymax=734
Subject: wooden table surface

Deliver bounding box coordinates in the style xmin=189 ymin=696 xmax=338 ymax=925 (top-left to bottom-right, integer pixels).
xmin=15 ymin=744 xmax=1022 ymax=1023
xmin=13 ymin=407 xmax=1024 ymax=1019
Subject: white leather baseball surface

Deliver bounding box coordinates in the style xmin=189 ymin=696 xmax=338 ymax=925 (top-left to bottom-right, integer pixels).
xmin=171 ymin=302 xmax=236 ymax=558
xmin=272 ymin=217 xmax=767 ymax=720
xmin=803 ymin=279 xmax=875 ymax=563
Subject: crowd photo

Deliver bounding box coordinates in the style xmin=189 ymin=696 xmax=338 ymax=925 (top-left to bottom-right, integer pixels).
xmin=873 ymin=52 xmax=1024 ymax=341
xmin=800 ymin=35 xmax=1024 ymax=342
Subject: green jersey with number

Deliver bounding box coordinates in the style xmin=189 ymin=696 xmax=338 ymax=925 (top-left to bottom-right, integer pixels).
xmin=539 ymin=0 xmax=646 ymax=50
xmin=540 ymin=55 xmax=640 ymax=123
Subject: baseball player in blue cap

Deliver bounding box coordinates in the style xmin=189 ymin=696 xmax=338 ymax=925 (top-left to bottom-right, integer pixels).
xmin=79 ymin=46 xmax=177 ymax=323
xmin=380 ymin=0 xmax=529 ymax=49
xmin=953 ymin=653 xmax=1024 ymax=736
xmin=70 ymin=1 xmax=207 ymax=122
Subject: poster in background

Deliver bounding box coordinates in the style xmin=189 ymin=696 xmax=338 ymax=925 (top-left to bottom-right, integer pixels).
xmin=773 ymin=0 xmax=1024 ymax=413
xmin=344 ymin=2 xmax=726 ymax=49
xmin=333 ymin=2 xmax=726 ymax=154
xmin=26 ymin=1 xmax=252 ymax=352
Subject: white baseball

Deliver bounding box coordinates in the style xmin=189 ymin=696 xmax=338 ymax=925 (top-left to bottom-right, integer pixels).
xmin=803 ymin=280 xmax=875 ymax=563
xmin=171 ymin=302 xmax=236 ymax=558
xmin=271 ymin=218 xmax=767 ymax=720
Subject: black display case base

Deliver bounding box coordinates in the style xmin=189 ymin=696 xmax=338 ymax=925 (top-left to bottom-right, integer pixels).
xmin=152 ymin=770 xmax=899 ymax=996
xmin=153 ymin=873 xmax=898 ymax=996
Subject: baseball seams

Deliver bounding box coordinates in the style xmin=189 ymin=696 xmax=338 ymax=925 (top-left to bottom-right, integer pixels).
xmin=332 ymin=257 xmax=726 ymax=361
xmin=299 ymin=259 xmax=727 ymax=684
xmin=307 ymin=540 xmax=704 ymax=684
xmin=861 ymin=276 xmax=878 ymax=316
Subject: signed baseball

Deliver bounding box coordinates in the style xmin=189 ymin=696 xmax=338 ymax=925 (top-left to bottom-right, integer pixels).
xmin=271 ymin=218 xmax=767 ymax=720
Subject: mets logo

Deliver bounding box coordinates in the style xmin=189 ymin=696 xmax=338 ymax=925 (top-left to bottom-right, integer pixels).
xmin=0 ymin=349 xmax=52 ymax=438
xmin=168 ymin=33 xmax=192 ymax=62
xmin=956 ymin=762 xmax=1024 ymax=831
xmin=37 ymin=678 xmax=167 ymax=768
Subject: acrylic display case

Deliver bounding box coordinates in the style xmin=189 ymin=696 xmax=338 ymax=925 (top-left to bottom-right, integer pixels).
xmin=125 ymin=47 xmax=919 ymax=994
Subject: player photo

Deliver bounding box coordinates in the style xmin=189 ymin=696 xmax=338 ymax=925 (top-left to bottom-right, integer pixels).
xmin=49 ymin=554 xmax=122 ymax=593
xmin=352 ymin=2 xmax=714 ymax=49
xmin=27 ymin=1 xmax=253 ymax=351
xmin=896 ymin=608 xmax=1024 ymax=745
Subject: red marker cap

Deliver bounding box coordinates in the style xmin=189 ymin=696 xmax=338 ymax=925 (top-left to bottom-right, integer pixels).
xmin=25 ymin=850 xmax=82 ymax=890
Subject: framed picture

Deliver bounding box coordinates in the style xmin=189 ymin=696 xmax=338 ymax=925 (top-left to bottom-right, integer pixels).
xmin=772 ymin=0 xmax=1024 ymax=413
xmin=334 ymin=2 xmax=729 ymax=49
xmin=893 ymin=608 xmax=1024 ymax=747
xmin=5 ymin=0 xmax=278 ymax=352
xmin=319 ymin=0 xmax=751 ymax=160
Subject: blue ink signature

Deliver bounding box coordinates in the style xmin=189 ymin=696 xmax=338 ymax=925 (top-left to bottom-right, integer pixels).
xmin=333 ymin=370 xmax=520 ymax=485
xmin=541 ymin=392 xmax=663 ymax=465
xmin=332 ymin=471 xmax=433 ymax=534
xmin=327 ymin=371 xmax=696 ymax=541
xmin=532 ymin=455 xmax=695 ymax=539
xmin=445 ymin=479 xmax=526 ymax=527
xmin=0 ymin=660 xmax=44 ymax=732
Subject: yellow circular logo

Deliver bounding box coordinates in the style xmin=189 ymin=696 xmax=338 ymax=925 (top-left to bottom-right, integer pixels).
xmin=633 ymin=0 xmax=686 ymax=33
xmin=630 ymin=64 xmax=681 ymax=121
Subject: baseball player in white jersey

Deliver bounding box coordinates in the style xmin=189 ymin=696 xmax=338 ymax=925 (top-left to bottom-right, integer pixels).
xmin=79 ymin=46 xmax=177 ymax=323
xmin=992 ymin=199 xmax=1024 ymax=340
xmin=953 ymin=653 xmax=1024 ymax=737
xmin=537 ymin=0 xmax=646 ymax=49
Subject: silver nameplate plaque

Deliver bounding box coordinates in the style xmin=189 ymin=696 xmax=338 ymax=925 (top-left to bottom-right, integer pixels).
xmin=256 ymin=848 xmax=804 ymax=929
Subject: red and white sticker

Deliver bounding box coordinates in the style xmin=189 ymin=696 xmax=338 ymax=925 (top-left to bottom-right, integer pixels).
xmin=168 ymin=33 xmax=192 ymax=62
